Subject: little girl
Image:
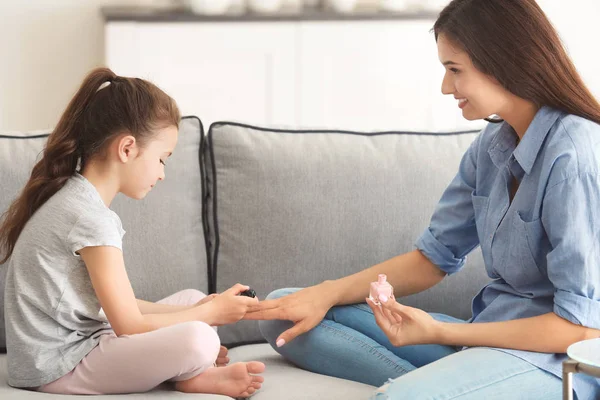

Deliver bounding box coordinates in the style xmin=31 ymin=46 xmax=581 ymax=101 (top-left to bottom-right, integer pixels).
xmin=0 ymin=67 xmax=265 ymax=397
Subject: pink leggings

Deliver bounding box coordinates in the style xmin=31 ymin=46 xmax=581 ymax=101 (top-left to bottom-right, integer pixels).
xmin=38 ymin=289 xmax=220 ymax=395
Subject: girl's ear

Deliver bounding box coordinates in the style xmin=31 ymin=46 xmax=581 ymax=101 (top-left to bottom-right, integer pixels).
xmin=117 ymin=134 xmax=139 ymax=163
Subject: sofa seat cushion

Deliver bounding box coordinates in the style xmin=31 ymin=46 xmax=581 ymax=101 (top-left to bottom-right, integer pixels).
xmin=0 ymin=344 xmax=373 ymax=399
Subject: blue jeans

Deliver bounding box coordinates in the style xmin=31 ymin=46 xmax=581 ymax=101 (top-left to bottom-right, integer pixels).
xmin=259 ymin=288 xmax=563 ymax=400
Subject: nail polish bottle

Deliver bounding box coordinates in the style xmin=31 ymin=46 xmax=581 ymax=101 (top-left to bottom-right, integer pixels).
xmin=369 ymin=274 xmax=393 ymax=305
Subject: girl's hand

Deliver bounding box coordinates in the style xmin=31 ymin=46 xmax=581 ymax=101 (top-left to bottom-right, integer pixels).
xmin=366 ymin=294 xmax=442 ymax=347
xmin=201 ymin=284 xmax=259 ymax=326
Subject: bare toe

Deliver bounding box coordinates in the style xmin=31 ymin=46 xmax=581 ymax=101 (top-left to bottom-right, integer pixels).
xmin=247 ymin=361 xmax=265 ymax=374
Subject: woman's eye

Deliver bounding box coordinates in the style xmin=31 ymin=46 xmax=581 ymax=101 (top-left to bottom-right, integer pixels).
xmin=450 ymin=68 xmax=460 ymax=74
xmin=160 ymin=159 xmax=166 ymax=166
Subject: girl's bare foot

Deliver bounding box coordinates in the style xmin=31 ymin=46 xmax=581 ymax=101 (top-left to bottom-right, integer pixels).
xmin=175 ymin=361 xmax=265 ymax=398
xmin=216 ymin=345 xmax=229 ymax=366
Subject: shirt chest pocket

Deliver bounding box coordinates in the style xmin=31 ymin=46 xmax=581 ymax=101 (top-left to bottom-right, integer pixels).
xmin=503 ymin=212 xmax=548 ymax=291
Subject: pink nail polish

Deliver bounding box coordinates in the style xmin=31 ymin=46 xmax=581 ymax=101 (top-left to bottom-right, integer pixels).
xmin=276 ymin=338 xmax=285 ymax=348
xmin=369 ymin=274 xmax=393 ymax=306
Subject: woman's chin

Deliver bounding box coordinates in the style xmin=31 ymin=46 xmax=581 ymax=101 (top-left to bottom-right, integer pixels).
xmin=122 ymin=190 xmax=148 ymax=201
xmin=461 ymin=109 xmax=486 ymax=121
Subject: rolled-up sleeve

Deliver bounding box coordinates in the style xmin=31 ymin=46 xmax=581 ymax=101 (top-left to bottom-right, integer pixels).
xmin=542 ymin=173 xmax=600 ymax=329
xmin=415 ymin=135 xmax=482 ymax=275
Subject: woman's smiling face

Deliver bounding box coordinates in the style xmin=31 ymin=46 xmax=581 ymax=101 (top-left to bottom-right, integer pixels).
xmin=437 ymin=33 xmax=511 ymax=121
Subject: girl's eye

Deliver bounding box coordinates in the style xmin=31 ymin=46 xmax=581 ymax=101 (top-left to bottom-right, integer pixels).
xmin=450 ymin=68 xmax=460 ymax=74
xmin=160 ymin=159 xmax=166 ymax=166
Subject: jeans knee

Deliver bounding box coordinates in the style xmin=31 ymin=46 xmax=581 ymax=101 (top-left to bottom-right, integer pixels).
xmin=370 ymin=376 xmax=439 ymax=400
xmin=369 ymin=379 xmax=394 ymax=400
xmin=178 ymin=321 xmax=220 ymax=367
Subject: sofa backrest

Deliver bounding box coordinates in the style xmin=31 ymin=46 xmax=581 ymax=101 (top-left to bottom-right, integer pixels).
xmin=0 ymin=116 xmax=209 ymax=352
xmin=205 ymin=122 xmax=491 ymax=347
xmin=1 ymin=116 xmax=491 ymax=351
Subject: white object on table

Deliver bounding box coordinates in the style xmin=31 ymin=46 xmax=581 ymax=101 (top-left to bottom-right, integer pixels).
xmin=563 ymin=338 xmax=600 ymax=400
xmin=303 ymin=0 xmax=321 ymax=7
xmin=379 ymin=0 xmax=409 ymax=12
xmin=248 ymin=0 xmax=284 ymax=13
xmin=380 ymin=0 xmax=422 ymax=12
xmin=326 ymin=0 xmax=358 ymax=13
xmin=567 ymin=338 xmax=600 ymax=367
xmin=187 ymin=0 xmax=232 ymax=15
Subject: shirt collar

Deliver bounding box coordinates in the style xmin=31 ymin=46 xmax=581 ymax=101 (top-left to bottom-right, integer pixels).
xmin=72 ymin=172 xmax=109 ymax=209
xmin=488 ymin=106 xmax=562 ymax=174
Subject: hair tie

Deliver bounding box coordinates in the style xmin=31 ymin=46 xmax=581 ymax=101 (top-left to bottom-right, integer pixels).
xmin=97 ymin=81 xmax=111 ymax=92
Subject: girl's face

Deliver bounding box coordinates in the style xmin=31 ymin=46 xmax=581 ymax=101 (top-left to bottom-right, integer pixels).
xmin=437 ymin=33 xmax=510 ymax=121
xmin=120 ymin=125 xmax=178 ymax=200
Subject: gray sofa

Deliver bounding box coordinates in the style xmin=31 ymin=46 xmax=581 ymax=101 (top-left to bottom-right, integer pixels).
xmin=0 ymin=117 xmax=490 ymax=399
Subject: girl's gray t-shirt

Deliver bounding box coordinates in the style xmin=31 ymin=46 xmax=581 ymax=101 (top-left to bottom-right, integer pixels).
xmin=4 ymin=173 xmax=125 ymax=388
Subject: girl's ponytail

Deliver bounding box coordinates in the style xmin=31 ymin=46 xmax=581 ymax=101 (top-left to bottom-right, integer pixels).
xmin=0 ymin=68 xmax=179 ymax=264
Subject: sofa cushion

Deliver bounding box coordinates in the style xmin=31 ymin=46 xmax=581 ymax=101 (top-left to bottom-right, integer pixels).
xmin=0 ymin=131 xmax=49 ymax=353
xmin=0 ymin=116 xmax=209 ymax=353
xmin=205 ymin=122 xmax=491 ymax=347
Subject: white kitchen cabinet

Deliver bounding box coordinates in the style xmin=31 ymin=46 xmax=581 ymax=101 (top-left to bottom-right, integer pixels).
xmin=106 ymin=22 xmax=298 ymax=128
xmin=105 ymin=16 xmax=484 ymax=132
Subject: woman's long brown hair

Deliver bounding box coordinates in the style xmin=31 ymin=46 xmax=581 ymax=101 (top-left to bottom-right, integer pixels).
xmin=0 ymin=67 xmax=180 ymax=264
xmin=434 ymin=0 xmax=600 ymax=124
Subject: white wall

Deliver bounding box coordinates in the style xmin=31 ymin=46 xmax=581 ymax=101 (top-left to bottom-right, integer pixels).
xmin=0 ymin=0 xmax=137 ymax=131
xmin=0 ymin=0 xmax=599 ymax=131
xmin=537 ymin=0 xmax=600 ymax=103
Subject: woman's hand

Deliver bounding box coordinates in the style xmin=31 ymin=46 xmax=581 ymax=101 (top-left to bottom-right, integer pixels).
xmin=366 ymin=294 xmax=442 ymax=347
xmin=200 ymin=284 xmax=259 ymax=326
xmin=244 ymin=283 xmax=338 ymax=347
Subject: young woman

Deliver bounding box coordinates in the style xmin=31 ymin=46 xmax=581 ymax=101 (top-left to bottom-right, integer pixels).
xmin=251 ymin=1 xmax=600 ymax=398
xmin=1 ymin=68 xmax=265 ymax=397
